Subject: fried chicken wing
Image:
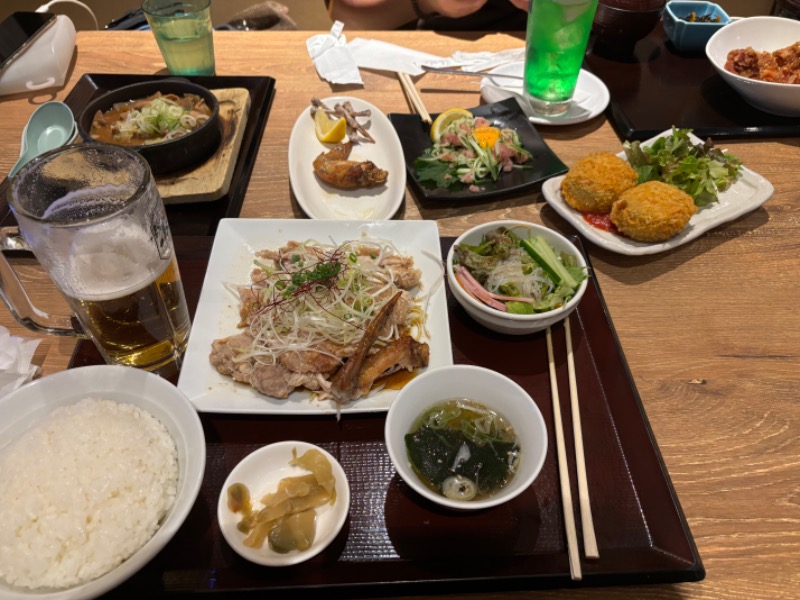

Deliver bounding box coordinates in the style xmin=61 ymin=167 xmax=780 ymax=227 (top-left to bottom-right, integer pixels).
xmin=313 ymin=141 xmax=388 ymax=189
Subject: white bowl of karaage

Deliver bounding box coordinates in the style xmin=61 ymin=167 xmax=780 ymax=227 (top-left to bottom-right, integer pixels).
xmin=706 ymin=16 xmax=800 ymax=117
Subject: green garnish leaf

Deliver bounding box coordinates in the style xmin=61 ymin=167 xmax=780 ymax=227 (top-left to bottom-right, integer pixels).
xmin=623 ymin=126 xmax=742 ymax=207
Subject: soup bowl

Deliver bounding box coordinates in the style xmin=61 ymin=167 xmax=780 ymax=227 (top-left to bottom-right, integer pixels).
xmin=446 ymin=220 xmax=589 ymax=336
xmin=384 ymin=365 xmax=548 ymax=511
xmin=77 ymin=78 xmax=221 ymax=175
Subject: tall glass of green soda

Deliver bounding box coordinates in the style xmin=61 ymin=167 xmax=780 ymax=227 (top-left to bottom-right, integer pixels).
xmin=523 ymin=0 xmax=599 ymax=117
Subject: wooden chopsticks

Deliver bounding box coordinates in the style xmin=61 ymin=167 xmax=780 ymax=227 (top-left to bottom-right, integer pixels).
xmin=398 ymin=72 xmax=432 ymax=124
xmin=546 ymin=317 xmax=599 ymax=581
xmin=546 ymin=325 xmax=582 ymax=581
xmin=565 ymin=317 xmax=599 ymax=559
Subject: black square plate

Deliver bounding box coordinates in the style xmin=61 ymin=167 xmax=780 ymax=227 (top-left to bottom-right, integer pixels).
xmin=389 ymin=98 xmax=568 ymax=202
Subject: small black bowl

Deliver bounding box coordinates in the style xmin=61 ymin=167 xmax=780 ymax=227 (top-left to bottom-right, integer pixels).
xmin=77 ymin=79 xmax=221 ymax=175
xmin=592 ymin=2 xmax=665 ymax=52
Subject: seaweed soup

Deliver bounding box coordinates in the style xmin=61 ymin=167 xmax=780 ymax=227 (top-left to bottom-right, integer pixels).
xmin=404 ymin=398 xmax=520 ymax=502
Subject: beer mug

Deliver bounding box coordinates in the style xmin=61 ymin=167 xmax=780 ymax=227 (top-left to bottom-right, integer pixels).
xmin=1 ymin=144 xmax=191 ymax=375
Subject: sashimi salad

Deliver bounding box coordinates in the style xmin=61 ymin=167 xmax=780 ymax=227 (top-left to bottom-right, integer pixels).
xmin=415 ymin=109 xmax=532 ymax=192
xmin=453 ymin=226 xmax=586 ymax=314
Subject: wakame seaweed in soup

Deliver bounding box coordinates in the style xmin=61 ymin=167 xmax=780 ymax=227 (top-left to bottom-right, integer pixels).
xmin=404 ymin=399 xmax=520 ymax=501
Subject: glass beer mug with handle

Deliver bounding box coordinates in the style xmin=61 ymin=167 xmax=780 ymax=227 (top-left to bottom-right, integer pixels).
xmin=0 ymin=144 xmax=191 ymax=376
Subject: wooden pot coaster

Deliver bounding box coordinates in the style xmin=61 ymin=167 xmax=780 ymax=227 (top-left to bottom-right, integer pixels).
xmin=157 ymin=87 xmax=252 ymax=204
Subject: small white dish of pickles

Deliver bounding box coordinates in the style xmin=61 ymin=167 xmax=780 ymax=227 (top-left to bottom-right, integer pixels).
xmin=217 ymin=440 xmax=350 ymax=566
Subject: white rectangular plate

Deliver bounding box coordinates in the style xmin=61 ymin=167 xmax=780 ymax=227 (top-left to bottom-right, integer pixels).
xmin=541 ymin=130 xmax=774 ymax=256
xmin=177 ymin=219 xmax=453 ymax=414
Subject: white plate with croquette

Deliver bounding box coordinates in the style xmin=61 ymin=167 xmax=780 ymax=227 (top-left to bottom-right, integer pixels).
xmin=541 ymin=130 xmax=775 ymax=256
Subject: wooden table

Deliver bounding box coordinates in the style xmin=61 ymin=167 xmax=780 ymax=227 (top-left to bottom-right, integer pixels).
xmin=1 ymin=30 xmax=798 ymax=600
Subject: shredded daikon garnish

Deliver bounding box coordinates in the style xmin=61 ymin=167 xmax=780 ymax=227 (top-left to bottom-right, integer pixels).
xmin=232 ymin=237 xmax=428 ymax=367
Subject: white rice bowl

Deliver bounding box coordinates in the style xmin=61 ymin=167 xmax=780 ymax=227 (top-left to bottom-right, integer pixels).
xmin=0 ymin=365 xmax=205 ymax=600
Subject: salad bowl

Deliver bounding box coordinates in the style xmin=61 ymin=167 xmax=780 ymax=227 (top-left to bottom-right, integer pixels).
xmin=447 ymin=220 xmax=589 ymax=335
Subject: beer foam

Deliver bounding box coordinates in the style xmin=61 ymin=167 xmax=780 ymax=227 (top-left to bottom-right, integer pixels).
xmin=68 ymin=225 xmax=168 ymax=301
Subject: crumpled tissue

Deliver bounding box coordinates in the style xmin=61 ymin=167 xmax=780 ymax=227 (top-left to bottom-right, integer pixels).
xmin=308 ymin=27 xmax=526 ymax=82
xmin=307 ymin=20 xmax=363 ymax=85
xmin=0 ymin=326 xmax=41 ymax=398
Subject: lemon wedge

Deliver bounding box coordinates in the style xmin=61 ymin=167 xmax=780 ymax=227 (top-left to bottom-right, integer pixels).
xmin=314 ymin=109 xmax=347 ymax=143
xmin=429 ymin=107 xmax=472 ymax=142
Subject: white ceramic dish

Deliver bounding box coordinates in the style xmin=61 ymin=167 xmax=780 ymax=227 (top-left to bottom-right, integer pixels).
xmin=706 ymin=16 xmax=800 ymax=118
xmin=177 ymin=218 xmax=453 ymax=414
xmin=0 ymin=365 xmax=205 ymax=600
xmin=384 ymin=365 xmax=548 ymax=511
xmin=217 ymin=441 xmax=350 ymax=567
xmin=446 ymin=220 xmax=588 ymax=335
xmin=541 ymin=129 xmax=774 ymax=256
xmin=287 ymin=96 xmax=406 ymax=220
xmin=481 ymin=63 xmax=610 ymax=126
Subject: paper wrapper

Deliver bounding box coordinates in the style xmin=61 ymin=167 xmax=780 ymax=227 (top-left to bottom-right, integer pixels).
xmin=0 ymin=326 xmax=41 ymax=398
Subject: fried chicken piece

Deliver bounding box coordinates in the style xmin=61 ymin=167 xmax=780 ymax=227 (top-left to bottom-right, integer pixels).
xmin=355 ymin=336 xmax=430 ymax=399
xmin=774 ymin=41 xmax=800 ymax=84
xmin=313 ymin=141 xmax=388 ymax=190
xmin=610 ymin=181 xmax=697 ymax=242
xmin=328 ymin=292 xmax=402 ymax=404
xmin=561 ymin=152 xmax=639 ymax=214
xmin=725 ymin=46 xmax=782 ymax=82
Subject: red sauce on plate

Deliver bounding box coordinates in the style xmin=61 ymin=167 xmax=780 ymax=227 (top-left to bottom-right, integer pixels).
xmin=582 ymin=212 xmax=618 ymax=234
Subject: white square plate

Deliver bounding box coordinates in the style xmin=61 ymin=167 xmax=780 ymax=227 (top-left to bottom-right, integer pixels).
xmin=177 ymin=219 xmax=452 ymax=414
xmin=541 ymin=130 xmax=774 ymax=256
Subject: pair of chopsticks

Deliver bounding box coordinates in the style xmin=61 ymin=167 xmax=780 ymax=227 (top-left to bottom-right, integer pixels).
xmin=546 ymin=317 xmax=598 ymax=581
xmin=397 ymin=72 xmax=432 ymax=124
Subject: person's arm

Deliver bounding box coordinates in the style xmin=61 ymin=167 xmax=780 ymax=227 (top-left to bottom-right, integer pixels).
xmin=327 ymin=0 xmax=490 ymax=30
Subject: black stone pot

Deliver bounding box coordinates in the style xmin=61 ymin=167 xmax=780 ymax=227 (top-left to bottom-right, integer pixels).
xmin=77 ymin=78 xmax=221 ymax=175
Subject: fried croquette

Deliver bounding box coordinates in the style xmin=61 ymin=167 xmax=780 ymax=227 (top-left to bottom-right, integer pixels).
xmin=561 ymin=152 xmax=638 ymax=214
xmin=610 ymin=181 xmax=697 ymax=242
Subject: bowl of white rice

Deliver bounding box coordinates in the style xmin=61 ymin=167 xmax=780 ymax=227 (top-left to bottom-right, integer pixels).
xmin=0 ymin=365 xmax=205 ymax=600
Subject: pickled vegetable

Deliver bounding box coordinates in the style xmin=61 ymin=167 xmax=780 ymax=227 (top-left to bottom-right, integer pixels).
xmin=227 ymin=448 xmax=337 ymax=552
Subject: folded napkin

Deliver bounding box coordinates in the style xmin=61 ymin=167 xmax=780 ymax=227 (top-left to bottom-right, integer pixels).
xmin=308 ymin=28 xmax=525 ymax=82
xmin=347 ymin=38 xmax=460 ymax=76
xmin=0 ymin=326 xmax=41 ymax=398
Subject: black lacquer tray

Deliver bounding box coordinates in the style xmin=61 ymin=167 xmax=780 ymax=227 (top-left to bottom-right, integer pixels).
xmin=70 ymin=235 xmax=704 ymax=598
xmin=586 ymin=23 xmax=800 ymax=141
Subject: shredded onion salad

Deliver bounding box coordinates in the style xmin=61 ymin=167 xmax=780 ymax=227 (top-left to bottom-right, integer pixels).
xmin=116 ymin=95 xmax=209 ymax=144
xmin=227 ymin=237 xmax=438 ymax=367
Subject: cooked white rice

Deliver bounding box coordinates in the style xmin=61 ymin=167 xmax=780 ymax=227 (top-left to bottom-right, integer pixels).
xmin=0 ymin=398 xmax=179 ymax=590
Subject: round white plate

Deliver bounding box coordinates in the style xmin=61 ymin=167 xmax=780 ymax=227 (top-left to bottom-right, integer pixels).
xmin=481 ymin=62 xmax=610 ymax=126
xmin=217 ymin=441 xmax=350 ymax=567
xmin=287 ymin=96 xmax=406 ymax=220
